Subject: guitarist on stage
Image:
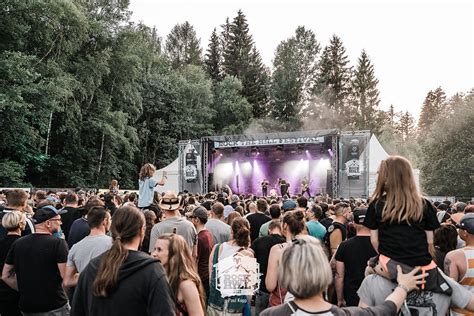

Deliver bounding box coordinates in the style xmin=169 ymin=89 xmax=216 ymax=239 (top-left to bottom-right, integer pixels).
xmin=301 ymin=176 xmax=311 ymax=198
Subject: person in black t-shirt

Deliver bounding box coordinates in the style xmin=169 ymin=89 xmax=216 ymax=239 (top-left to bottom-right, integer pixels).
xmin=60 ymin=192 xmax=81 ymax=244
xmin=247 ymin=199 xmax=271 ymax=243
xmin=335 ymin=208 xmax=377 ymax=307
xmin=2 ymin=205 xmax=70 ymax=315
xmin=251 ymin=220 xmax=286 ymax=315
xmin=364 ymin=156 xmax=440 ymax=268
xmin=0 ymin=211 xmax=25 ymax=316
xmin=364 ymin=156 xmax=450 ymax=295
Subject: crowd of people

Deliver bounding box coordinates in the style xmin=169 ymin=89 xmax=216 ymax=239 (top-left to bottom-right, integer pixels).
xmin=0 ymin=156 xmax=473 ymax=315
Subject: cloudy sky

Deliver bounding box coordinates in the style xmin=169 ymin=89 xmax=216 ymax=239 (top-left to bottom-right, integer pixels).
xmin=129 ymin=0 xmax=473 ymax=119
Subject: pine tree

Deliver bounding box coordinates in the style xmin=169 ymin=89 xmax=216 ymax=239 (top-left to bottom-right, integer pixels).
xmin=220 ymin=10 xmax=268 ymax=118
xmin=387 ymin=104 xmax=397 ymax=128
xmin=351 ymin=50 xmax=381 ymax=132
xmin=204 ymin=28 xmax=222 ymax=82
xmin=165 ymin=21 xmax=203 ymax=69
xmin=270 ymin=26 xmax=320 ymax=130
xmin=222 ymin=10 xmax=253 ymax=78
xmin=418 ymin=87 xmax=446 ymax=134
xmin=245 ymin=46 xmax=269 ymax=117
xmin=313 ymin=35 xmax=353 ymax=128
xmin=396 ymin=111 xmax=416 ymax=140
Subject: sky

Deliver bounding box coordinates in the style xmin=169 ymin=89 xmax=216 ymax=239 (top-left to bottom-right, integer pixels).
xmin=129 ymin=0 xmax=474 ymax=119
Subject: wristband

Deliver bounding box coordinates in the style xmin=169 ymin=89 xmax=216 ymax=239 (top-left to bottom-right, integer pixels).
xmin=397 ymin=284 xmax=410 ymax=293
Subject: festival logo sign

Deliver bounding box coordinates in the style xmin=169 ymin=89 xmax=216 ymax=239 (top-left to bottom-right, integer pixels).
xmin=214 ymin=252 xmax=260 ymax=297
xmin=183 ymin=144 xmax=199 ymax=183
xmin=345 ymin=139 xmax=361 ymax=179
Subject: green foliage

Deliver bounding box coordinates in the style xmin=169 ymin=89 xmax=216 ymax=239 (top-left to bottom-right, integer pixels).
xmin=418 ymin=87 xmax=447 ymax=134
xmin=313 ymin=35 xmax=353 ymax=128
xmin=0 ymin=3 xmax=471 ymax=197
xmin=221 ymin=10 xmax=268 ymax=118
xmin=0 ymin=160 xmax=27 ymax=187
xmin=270 ymin=26 xmax=320 ymax=131
xmin=165 ymin=21 xmax=203 ymax=69
xmin=204 ymin=28 xmax=222 ymax=82
xmin=212 ymin=76 xmax=252 ymax=134
xmin=351 ymin=50 xmax=382 ymax=133
xmin=419 ymin=92 xmax=474 ymax=197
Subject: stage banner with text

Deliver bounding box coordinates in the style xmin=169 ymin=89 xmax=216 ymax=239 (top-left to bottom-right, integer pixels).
xmin=338 ymin=132 xmax=370 ymax=198
xmin=179 ymin=141 xmax=204 ymax=193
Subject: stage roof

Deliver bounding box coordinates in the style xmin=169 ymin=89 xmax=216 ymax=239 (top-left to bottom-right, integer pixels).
xmin=203 ymin=129 xmax=339 ymax=148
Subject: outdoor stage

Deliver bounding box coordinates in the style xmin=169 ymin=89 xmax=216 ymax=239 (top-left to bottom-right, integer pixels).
xmin=177 ymin=129 xmax=372 ymax=198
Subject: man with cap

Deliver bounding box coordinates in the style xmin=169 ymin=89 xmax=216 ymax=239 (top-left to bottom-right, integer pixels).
xmin=445 ymin=213 xmax=474 ymax=316
xmin=189 ymin=206 xmax=214 ymax=299
xmin=148 ymin=191 xmax=197 ymax=252
xmin=2 ymin=205 xmax=70 ymax=315
xmin=334 ymin=207 xmax=377 ymax=306
xmin=281 ymin=199 xmax=297 ymax=213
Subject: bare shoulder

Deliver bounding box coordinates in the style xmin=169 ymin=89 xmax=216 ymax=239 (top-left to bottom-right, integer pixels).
xmin=179 ymin=279 xmax=198 ymax=293
xmin=270 ymin=242 xmax=287 ymax=254
xmin=445 ymin=248 xmax=464 ymax=261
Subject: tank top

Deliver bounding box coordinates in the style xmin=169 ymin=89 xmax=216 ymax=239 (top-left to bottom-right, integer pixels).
xmin=451 ymin=247 xmax=474 ymax=316
xmin=208 ymin=243 xmax=248 ymax=313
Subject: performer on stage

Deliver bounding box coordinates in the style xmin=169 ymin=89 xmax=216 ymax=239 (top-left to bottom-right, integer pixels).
xmin=301 ymin=176 xmax=311 ymax=198
xmin=278 ymin=178 xmax=289 ymax=198
xmin=261 ymin=178 xmax=269 ymax=197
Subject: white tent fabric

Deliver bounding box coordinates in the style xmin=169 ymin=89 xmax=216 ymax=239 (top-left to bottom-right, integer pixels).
xmin=366 ymin=134 xmax=420 ymax=195
xmin=153 ymin=159 xmax=179 ymax=193
xmin=367 ymin=134 xmax=389 ymax=195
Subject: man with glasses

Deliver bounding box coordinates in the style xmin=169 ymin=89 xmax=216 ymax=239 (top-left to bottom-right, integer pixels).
xmin=2 ymin=205 xmax=70 ymax=315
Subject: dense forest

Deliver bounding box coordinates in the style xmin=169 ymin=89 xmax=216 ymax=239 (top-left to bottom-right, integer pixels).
xmin=0 ymin=0 xmax=472 ymax=197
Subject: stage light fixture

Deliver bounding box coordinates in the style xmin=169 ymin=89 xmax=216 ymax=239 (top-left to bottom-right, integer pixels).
xmin=245 ymin=151 xmax=250 ymax=157
xmin=211 ymin=148 xmax=217 ymax=154
xmin=276 ymin=145 xmax=283 ymax=151
xmin=232 ymin=147 xmax=239 ymax=153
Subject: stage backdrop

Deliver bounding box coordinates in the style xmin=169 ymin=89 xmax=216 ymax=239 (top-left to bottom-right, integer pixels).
xmin=178 ymin=140 xmax=204 ymax=194
xmin=338 ymin=131 xmax=370 ymax=198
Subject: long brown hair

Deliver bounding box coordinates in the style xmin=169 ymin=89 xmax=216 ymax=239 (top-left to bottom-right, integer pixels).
xmin=92 ymin=206 xmax=145 ymax=297
xmin=231 ymin=217 xmax=251 ymax=247
xmin=157 ymin=234 xmax=206 ymax=313
xmin=139 ymin=163 xmax=156 ymax=181
xmin=371 ymin=156 xmax=423 ymax=224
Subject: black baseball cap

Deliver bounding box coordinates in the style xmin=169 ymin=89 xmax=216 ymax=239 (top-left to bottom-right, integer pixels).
xmin=459 ymin=214 xmax=474 ymax=234
xmin=33 ymin=205 xmax=67 ymax=224
xmin=353 ymin=208 xmax=367 ymax=224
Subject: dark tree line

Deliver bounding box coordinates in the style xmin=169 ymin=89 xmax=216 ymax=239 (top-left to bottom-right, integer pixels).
xmin=0 ymin=1 xmax=472 ymax=196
